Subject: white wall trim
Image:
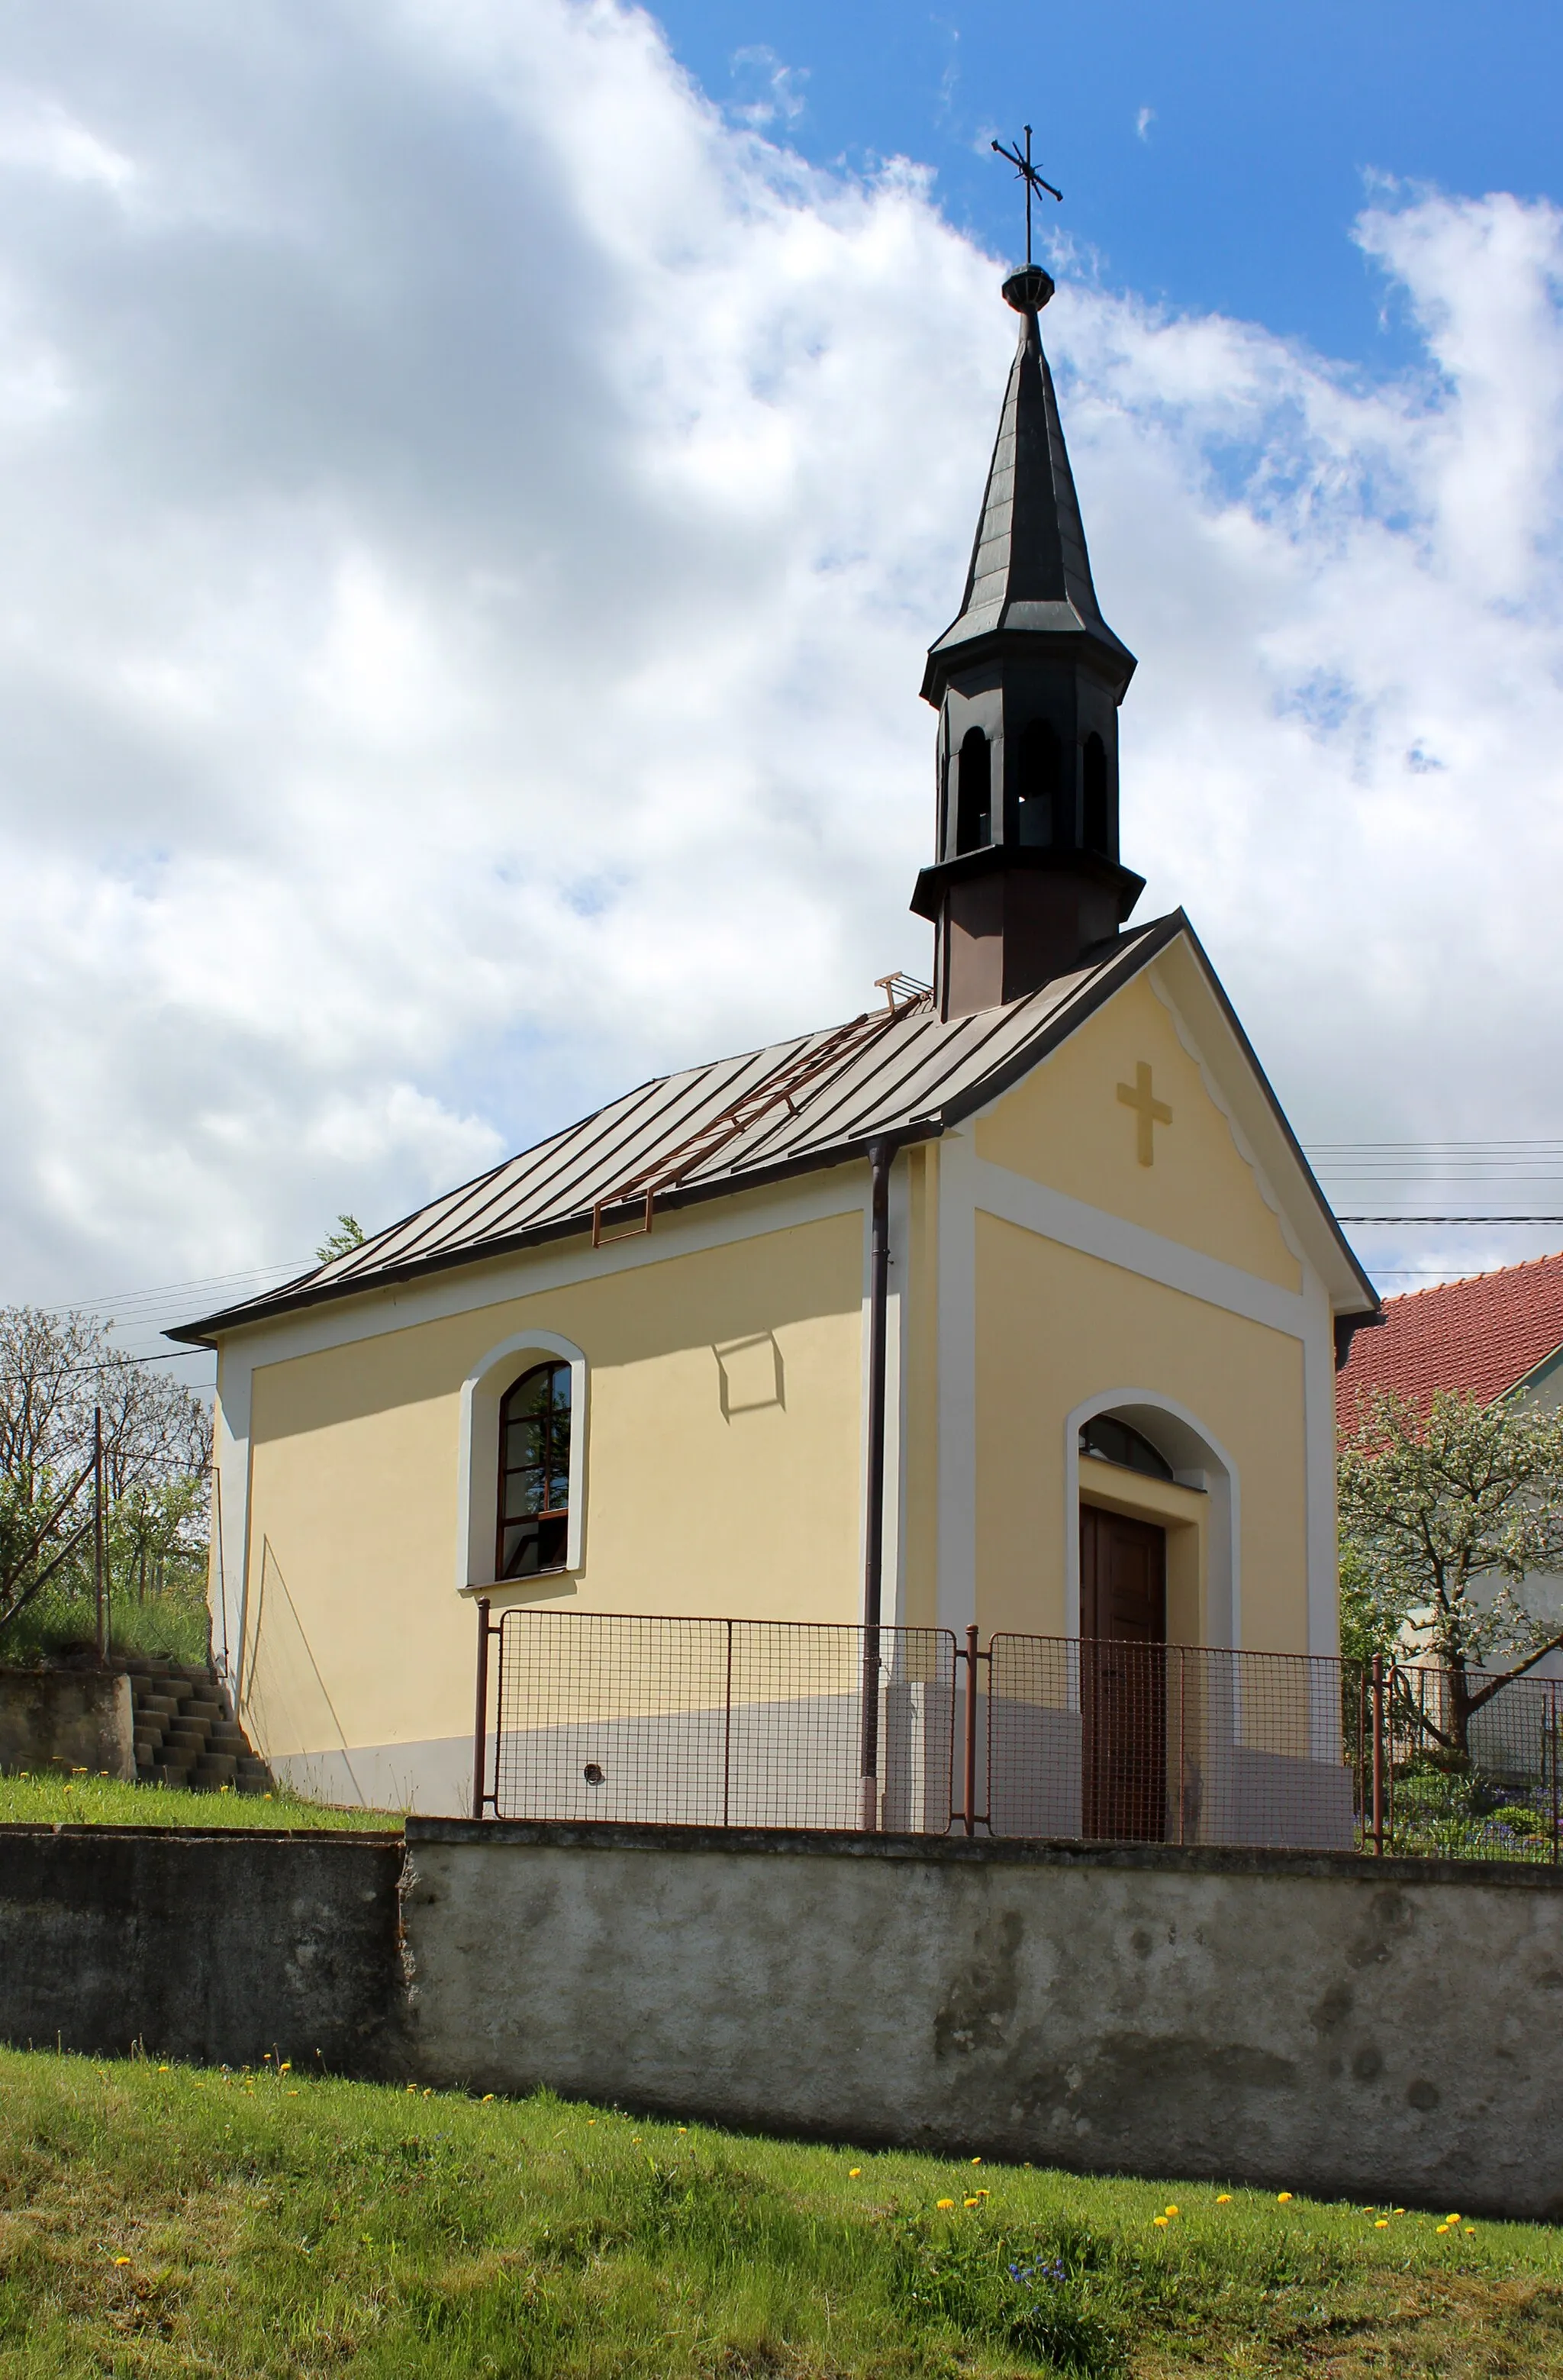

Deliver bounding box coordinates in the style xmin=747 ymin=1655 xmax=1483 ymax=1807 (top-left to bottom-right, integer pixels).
xmin=1301 ymin=1268 xmax=1339 ymax=1664
xmin=456 ymin=1327 xmax=590 ymax=1593
xmin=1064 ymin=1388 xmax=1241 ymax=1650
xmin=936 ymin=1129 xmax=978 ymax=1637
xmin=972 ymin=1156 xmax=1310 ymax=1340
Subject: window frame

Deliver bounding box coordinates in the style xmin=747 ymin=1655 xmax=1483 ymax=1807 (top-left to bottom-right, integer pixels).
xmin=455 ymin=1328 xmax=588 ymax=1596
xmin=495 ymin=1359 xmax=572 ymax=1582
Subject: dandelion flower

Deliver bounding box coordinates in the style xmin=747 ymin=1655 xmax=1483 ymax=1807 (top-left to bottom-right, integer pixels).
xmin=1276 ymin=2192 xmax=1293 ymax=2204
xmin=1216 ymin=2193 xmax=1233 ymax=2204
xmin=964 ymin=2196 xmax=981 ymax=2208
xmin=1465 ymin=2227 xmax=1477 ymax=2236
xmin=1374 ymin=2219 xmax=1389 ymax=2228
xmin=114 ymin=2256 xmax=131 ymax=2267
xmin=849 ymin=2167 xmax=862 ymax=2178
xmin=1165 ymin=2204 xmax=1179 ymax=2217
xmin=936 ymin=2198 xmax=955 ymax=2211
xmin=157 ymin=2066 xmax=169 ymax=2074
xmin=1152 ymin=2215 xmax=1169 ymax=2227
xmin=1446 ymin=2212 xmax=1460 ymax=2223
xmin=971 ymin=2156 xmax=982 ymax=2166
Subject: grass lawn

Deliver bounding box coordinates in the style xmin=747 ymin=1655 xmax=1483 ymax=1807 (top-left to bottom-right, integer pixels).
xmin=0 ymin=1772 xmax=398 ymax=1833
xmin=0 ymin=2050 xmax=1557 ymax=2376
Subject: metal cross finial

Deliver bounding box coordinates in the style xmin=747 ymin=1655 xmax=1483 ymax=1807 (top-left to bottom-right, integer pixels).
xmin=990 ymin=124 xmax=1062 ymax=266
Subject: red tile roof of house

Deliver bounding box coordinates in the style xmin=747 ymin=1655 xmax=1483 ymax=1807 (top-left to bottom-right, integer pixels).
xmin=1337 ymin=1251 xmax=1563 ymax=1433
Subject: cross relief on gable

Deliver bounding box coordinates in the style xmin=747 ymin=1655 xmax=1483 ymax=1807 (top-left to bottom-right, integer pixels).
xmin=1117 ymin=1061 xmax=1172 ymax=1166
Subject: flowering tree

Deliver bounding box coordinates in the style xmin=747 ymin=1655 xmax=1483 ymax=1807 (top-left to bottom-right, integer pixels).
xmin=0 ymin=1306 xmax=211 ymax=1646
xmin=1338 ymin=1387 xmax=1563 ymax=1756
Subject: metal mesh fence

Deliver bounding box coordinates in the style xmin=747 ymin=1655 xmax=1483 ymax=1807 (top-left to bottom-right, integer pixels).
xmin=985 ymin=1635 xmax=1356 ymax=1849
xmin=487 ymin=1609 xmax=957 ymax=1832
xmin=1375 ymin=1661 xmax=1563 ymax=1865
xmin=475 ymin=1609 xmax=1563 ymax=1862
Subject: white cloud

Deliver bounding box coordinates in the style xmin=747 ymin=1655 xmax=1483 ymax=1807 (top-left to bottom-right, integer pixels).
xmin=0 ymin=0 xmax=1560 ymax=1322
xmin=1136 ymin=106 xmax=1155 ymax=143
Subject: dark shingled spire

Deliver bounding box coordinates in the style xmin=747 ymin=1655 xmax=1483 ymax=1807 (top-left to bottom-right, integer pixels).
xmin=923 ymin=265 xmax=1134 ymax=697
xmin=912 ymin=264 xmax=1144 ymax=1019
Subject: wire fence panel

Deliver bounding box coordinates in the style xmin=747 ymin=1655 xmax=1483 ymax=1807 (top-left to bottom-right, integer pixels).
xmin=476 ymin=1609 xmax=1563 ymax=1863
xmin=1381 ymin=1661 xmax=1562 ymax=1864
xmin=987 ymin=1636 xmax=1358 ymax=1850
xmin=489 ymin=1609 xmax=957 ymax=1833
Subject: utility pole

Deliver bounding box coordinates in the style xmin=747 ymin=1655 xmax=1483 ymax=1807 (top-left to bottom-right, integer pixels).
xmin=92 ymin=1404 xmax=106 ymax=1664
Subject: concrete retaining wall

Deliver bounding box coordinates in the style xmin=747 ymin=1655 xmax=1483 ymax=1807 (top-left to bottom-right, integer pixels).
xmin=0 ymin=1667 xmax=134 ymax=1781
xmin=2 ymin=1817 xmax=1560 ymax=2215
xmin=0 ymin=1827 xmax=407 ymax=2074
xmin=401 ymin=1821 xmax=1563 ymax=2220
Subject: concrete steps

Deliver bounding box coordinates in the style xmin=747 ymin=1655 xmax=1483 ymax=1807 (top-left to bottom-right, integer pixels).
xmin=121 ymin=1661 xmax=272 ymax=1795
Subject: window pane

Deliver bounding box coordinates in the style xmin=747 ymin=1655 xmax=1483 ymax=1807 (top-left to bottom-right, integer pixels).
xmin=501 ymin=1521 xmax=540 ymax=1578
xmin=507 ymin=1417 xmax=543 ymax=1468
xmin=504 ymin=1475 xmax=544 ymax=1521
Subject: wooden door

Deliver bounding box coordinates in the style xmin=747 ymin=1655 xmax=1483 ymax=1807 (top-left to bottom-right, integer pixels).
xmin=1080 ymin=1504 xmax=1167 ymax=1841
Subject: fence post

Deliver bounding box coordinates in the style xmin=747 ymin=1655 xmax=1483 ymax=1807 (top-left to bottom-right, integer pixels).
xmin=472 ymin=1597 xmax=492 ymax=1820
xmin=722 ymin=1617 xmax=733 ymax=1830
xmin=1370 ymin=1653 xmax=1386 ymax=1856
xmin=962 ymin=1624 xmax=979 ymax=1838
xmin=1552 ymin=1686 xmax=1559 ymax=1871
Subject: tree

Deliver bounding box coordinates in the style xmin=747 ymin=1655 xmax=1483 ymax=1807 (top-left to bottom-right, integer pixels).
xmin=316 ymin=1214 xmax=366 ymax=1263
xmin=0 ymin=1306 xmax=212 ymax=1645
xmin=1339 ymin=1386 xmax=1563 ymax=1757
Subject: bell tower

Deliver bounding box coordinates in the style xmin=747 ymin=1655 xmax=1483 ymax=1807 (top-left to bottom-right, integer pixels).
xmin=911 ymin=263 xmax=1143 ymax=1018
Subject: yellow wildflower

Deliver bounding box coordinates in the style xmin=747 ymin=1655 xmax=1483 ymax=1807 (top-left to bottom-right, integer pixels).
xmin=1374 ymin=2219 xmax=1389 ymax=2228
xmin=849 ymin=2167 xmax=862 ymax=2178
xmin=1216 ymin=2193 xmax=1233 ymax=2204
xmin=936 ymin=2198 xmax=955 ymax=2211
xmin=1164 ymin=2204 xmax=1179 ymax=2217
xmin=971 ymin=2156 xmax=982 ymax=2166
xmin=1276 ymin=2192 xmax=1293 ymax=2204
xmin=114 ymin=2256 xmax=131 ymax=2267
xmin=964 ymin=2195 xmax=981 ymax=2208
xmin=1152 ymin=2215 xmax=1169 ymax=2227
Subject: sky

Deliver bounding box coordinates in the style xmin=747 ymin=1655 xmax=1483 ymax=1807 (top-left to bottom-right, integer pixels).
xmin=1 ymin=0 xmax=1561 ymax=1372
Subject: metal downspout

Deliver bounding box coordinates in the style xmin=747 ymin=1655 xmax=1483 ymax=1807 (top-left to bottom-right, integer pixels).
xmin=859 ymin=1138 xmax=897 ymax=1830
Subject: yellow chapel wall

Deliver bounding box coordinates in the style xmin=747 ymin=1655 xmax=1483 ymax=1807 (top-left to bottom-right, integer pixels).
xmin=974 ymin=1215 xmax=1308 ymax=1651
xmin=234 ymin=1207 xmax=865 ymax=1764
xmin=967 ymin=968 xmax=1317 ymax=1654
xmin=975 ymin=970 xmax=1302 ymax=1293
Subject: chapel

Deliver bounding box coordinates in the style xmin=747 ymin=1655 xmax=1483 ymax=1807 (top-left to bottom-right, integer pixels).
xmin=174 ymin=261 xmax=1378 ymax=1820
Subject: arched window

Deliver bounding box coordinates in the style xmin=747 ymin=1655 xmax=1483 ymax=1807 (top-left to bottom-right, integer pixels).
xmin=1082 ymin=733 xmax=1109 ymax=853
xmin=1017 ymin=719 xmax=1060 ymax=847
xmin=955 ymin=728 xmax=991 ymax=853
xmin=497 ymin=1360 xmax=572 ymax=1579
xmin=1079 ymin=1411 xmax=1173 ymax=1481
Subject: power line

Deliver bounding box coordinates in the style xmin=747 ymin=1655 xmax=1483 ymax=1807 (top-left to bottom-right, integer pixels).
xmin=1337 ymin=1215 xmax=1563 ymax=1227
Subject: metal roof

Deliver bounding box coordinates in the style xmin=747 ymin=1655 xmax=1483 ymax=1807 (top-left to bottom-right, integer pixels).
xmin=169 ymin=910 xmax=1374 ymax=1343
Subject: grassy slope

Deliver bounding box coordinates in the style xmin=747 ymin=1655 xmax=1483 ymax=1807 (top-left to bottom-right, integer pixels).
xmin=0 ymin=1774 xmax=397 ymax=1832
xmin=0 ymin=2053 xmax=1558 ymax=2378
